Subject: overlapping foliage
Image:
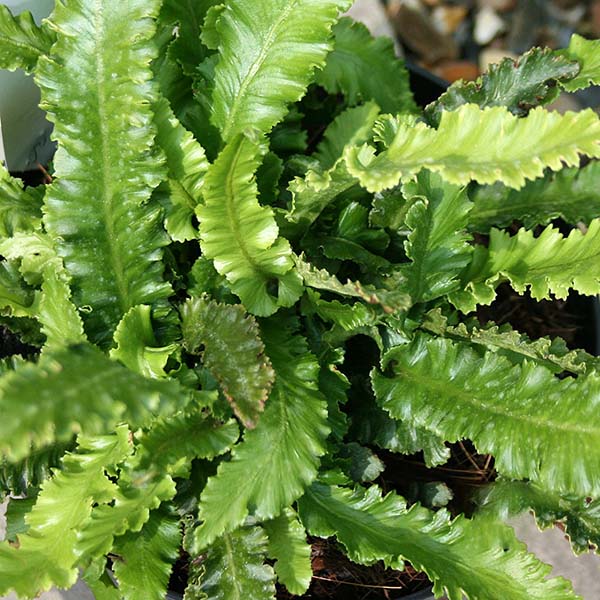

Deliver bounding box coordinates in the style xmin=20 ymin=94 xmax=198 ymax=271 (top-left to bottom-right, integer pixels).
xmin=1 ymin=0 xmax=600 ymax=598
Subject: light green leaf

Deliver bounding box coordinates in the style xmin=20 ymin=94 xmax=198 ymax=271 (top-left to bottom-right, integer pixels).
xmin=0 ymin=4 xmax=55 ymax=72
xmin=401 ymin=171 xmax=473 ymax=303
xmin=181 ymin=296 xmax=274 ymax=428
xmin=82 ymin=560 xmax=121 ymax=600
xmin=480 ymin=479 xmax=600 ymax=555
xmin=154 ymin=97 xmax=209 ymax=242
xmin=345 ymin=104 xmax=600 ymax=192
xmin=452 ymin=218 xmax=600 ymax=313
xmin=189 ymin=526 xmax=276 ymax=600
xmin=76 ymin=473 xmax=176 ymax=562
xmin=422 ymin=308 xmax=595 ymax=375
xmin=469 ymin=162 xmax=600 ymax=232
xmin=0 ymin=165 xmax=43 ymax=236
xmin=37 ymin=263 xmax=86 ymax=349
xmin=295 ymin=254 xmax=411 ymax=313
xmin=425 ymin=47 xmax=579 ymax=123
xmin=369 ymin=187 xmax=413 ymax=231
xmin=202 ymin=4 xmax=226 ymax=50
xmin=561 ymin=34 xmax=600 ymax=92
xmin=287 ymin=102 xmax=379 ymax=231
xmin=37 ymin=0 xmax=172 ymax=346
xmin=0 ymin=231 xmax=55 ymax=286
xmin=0 ymin=343 xmax=185 ymax=461
xmin=137 ymin=412 xmax=239 ymax=474
xmin=111 ymin=305 xmax=178 ymax=379
xmin=190 ymin=322 xmax=329 ymax=551
xmin=0 ymin=260 xmax=36 ymax=318
xmin=350 ymin=391 xmax=449 ymax=467
xmin=315 ymin=102 xmax=380 ymax=171
xmin=373 ymin=334 xmax=600 ymax=496
xmin=0 ymin=232 xmax=86 ymax=348
xmin=212 ymin=0 xmax=352 ymax=140
xmin=298 ymin=482 xmax=579 ymax=600
xmin=339 ymin=443 xmax=385 ymax=483
xmin=1 ymin=441 xmax=69 ymax=499
xmin=113 ymin=506 xmax=182 ymax=600
xmin=198 ymin=135 xmax=303 ymax=316
xmin=0 ymin=428 xmax=131 ymax=599
xmin=264 ymin=508 xmax=312 ymax=596
xmin=316 ymin=17 xmax=416 ymax=114
xmin=305 ymin=289 xmax=380 ymax=332
xmin=161 ymin=0 xmax=216 ymax=77
xmin=4 ymin=496 xmax=36 ymax=542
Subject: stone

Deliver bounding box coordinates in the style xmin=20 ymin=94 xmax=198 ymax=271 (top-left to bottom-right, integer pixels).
xmin=432 ymin=5 xmax=469 ymax=34
xmin=388 ymin=0 xmax=459 ymax=63
xmin=479 ymin=47 xmax=518 ymax=71
xmin=346 ymin=0 xmax=402 ymax=54
xmin=474 ymin=5 xmax=505 ymax=45
xmin=435 ymin=60 xmax=480 ymax=82
xmin=476 ymin=0 xmax=516 ymax=11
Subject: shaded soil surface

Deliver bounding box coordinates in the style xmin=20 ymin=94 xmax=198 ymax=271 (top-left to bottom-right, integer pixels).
xmin=277 ymin=538 xmax=430 ymax=600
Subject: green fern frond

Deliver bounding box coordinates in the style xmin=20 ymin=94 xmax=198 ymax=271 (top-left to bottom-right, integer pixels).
xmin=264 ymin=508 xmax=312 ymax=596
xmin=0 ymin=165 xmax=43 ymax=237
xmin=110 ymin=305 xmax=178 ymax=379
xmin=401 ymin=171 xmax=473 ymax=303
xmin=305 ymin=289 xmax=381 ymax=332
xmin=345 ymin=104 xmax=600 ymax=192
xmin=37 ymin=0 xmax=172 ymax=345
xmin=137 ymin=412 xmax=239 ymax=474
xmin=188 ymin=526 xmax=276 ymax=600
xmin=469 ymin=162 xmax=600 ymax=232
xmin=202 ymin=5 xmax=226 ymax=51
xmin=160 ymin=0 xmax=216 ymax=77
xmin=181 ymin=296 xmax=274 ymax=428
xmin=298 ymin=482 xmax=579 ymax=600
xmin=480 ymin=479 xmax=600 ymax=555
xmin=286 ymin=102 xmax=379 ymax=231
xmin=451 ymin=218 xmax=600 ymax=312
xmin=0 ymin=441 xmax=71 ymax=498
xmin=198 ymin=135 xmax=303 ymax=316
xmin=425 ymin=47 xmax=578 ymax=123
xmin=316 ymin=17 xmax=416 ymax=114
xmin=190 ymin=322 xmax=329 ymax=552
xmin=373 ymin=333 xmax=600 ymax=496
xmin=154 ymin=97 xmax=209 ymax=242
xmin=351 ymin=394 xmax=450 ymax=468
xmin=113 ymin=505 xmax=182 ymax=600
xmin=0 ymin=428 xmax=131 ymax=599
xmin=0 ymin=343 xmax=185 ymax=461
xmin=422 ymin=308 xmax=595 ymax=375
xmin=0 ymin=232 xmax=87 ymax=349
xmin=211 ymin=0 xmax=353 ymax=140
xmin=561 ymin=34 xmax=600 ymax=92
xmin=37 ymin=263 xmax=87 ymax=349
xmin=76 ymin=473 xmax=176 ymax=562
xmin=295 ymin=254 xmax=411 ymax=313
xmin=0 ymin=259 xmax=36 ymax=319
xmin=0 ymin=4 xmax=54 ymax=72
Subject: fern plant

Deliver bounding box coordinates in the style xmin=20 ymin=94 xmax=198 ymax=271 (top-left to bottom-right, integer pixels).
xmin=1 ymin=1 xmax=600 ymax=598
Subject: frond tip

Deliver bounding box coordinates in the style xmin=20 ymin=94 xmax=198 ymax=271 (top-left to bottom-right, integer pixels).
xmin=345 ymin=104 xmax=600 ymax=192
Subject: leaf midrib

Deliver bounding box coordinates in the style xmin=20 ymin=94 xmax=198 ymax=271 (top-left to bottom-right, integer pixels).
xmin=224 ymin=139 xmax=263 ymax=275
xmin=94 ymin=1 xmax=130 ymax=315
xmin=220 ymin=0 xmax=299 ymax=140
xmin=393 ymin=365 xmax=600 ymax=437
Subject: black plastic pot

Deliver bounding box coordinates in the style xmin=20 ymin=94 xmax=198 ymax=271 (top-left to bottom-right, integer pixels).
xmin=405 ymin=59 xmax=449 ymax=108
